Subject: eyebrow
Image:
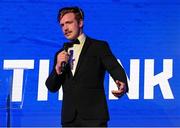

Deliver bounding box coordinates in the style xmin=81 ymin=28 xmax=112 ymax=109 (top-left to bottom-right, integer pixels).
xmin=60 ymin=20 xmax=73 ymax=25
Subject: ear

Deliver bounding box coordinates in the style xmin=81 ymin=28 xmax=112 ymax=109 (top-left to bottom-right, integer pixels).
xmin=79 ymin=19 xmax=83 ymax=28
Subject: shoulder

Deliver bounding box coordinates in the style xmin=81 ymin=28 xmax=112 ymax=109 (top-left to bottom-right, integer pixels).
xmin=86 ymin=36 xmax=109 ymax=47
xmin=86 ymin=37 xmax=112 ymax=55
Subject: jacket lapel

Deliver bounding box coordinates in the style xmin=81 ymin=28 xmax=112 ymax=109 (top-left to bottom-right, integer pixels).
xmin=73 ymin=37 xmax=91 ymax=78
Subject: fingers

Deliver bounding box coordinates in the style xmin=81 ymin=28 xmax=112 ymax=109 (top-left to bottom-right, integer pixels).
xmin=57 ymin=51 xmax=69 ymax=63
xmin=116 ymin=80 xmax=126 ymax=92
xmin=55 ymin=50 xmax=69 ymax=74
xmin=111 ymin=80 xmax=127 ymax=98
xmin=111 ymin=90 xmax=124 ymax=98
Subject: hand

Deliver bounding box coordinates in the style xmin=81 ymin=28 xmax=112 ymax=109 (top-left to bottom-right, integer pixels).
xmin=111 ymin=80 xmax=127 ymax=98
xmin=55 ymin=50 xmax=69 ymax=75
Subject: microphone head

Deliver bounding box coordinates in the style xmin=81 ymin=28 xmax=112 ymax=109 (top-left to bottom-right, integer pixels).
xmin=63 ymin=43 xmax=72 ymax=52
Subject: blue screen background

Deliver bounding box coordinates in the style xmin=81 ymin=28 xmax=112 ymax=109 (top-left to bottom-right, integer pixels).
xmin=0 ymin=0 xmax=180 ymax=127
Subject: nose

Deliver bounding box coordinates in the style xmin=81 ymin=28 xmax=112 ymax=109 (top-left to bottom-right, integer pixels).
xmin=63 ymin=24 xmax=68 ymax=32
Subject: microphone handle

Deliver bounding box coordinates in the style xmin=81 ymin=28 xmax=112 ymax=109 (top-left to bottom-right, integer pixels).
xmin=60 ymin=42 xmax=70 ymax=72
xmin=61 ymin=61 xmax=66 ymax=72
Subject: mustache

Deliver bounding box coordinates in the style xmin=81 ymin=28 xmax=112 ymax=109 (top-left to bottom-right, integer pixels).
xmin=65 ymin=31 xmax=72 ymax=35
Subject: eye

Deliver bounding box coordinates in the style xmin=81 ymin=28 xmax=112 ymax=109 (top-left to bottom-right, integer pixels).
xmin=66 ymin=21 xmax=73 ymax=24
xmin=60 ymin=23 xmax=64 ymax=27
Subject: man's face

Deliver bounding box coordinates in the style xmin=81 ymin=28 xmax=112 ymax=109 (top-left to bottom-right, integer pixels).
xmin=60 ymin=12 xmax=83 ymax=40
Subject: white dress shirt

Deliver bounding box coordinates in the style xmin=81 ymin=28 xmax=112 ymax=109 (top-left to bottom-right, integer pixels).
xmin=68 ymin=33 xmax=86 ymax=75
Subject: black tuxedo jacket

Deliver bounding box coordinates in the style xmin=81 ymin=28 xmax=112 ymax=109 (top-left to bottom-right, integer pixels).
xmin=46 ymin=37 xmax=128 ymax=124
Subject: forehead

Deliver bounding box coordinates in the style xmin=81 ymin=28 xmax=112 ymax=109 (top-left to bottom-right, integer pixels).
xmin=60 ymin=12 xmax=76 ymax=23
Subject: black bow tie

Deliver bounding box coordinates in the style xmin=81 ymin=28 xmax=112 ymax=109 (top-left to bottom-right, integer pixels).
xmin=63 ymin=39 xmax=80 ymax=51
xmin=71 ymin=39 xmax=80 ymax=45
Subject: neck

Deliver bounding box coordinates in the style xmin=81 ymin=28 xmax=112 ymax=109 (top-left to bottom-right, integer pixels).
xmin=75 ymin=30 xmax=83 ymax=40
xmin=78 ymin=29 xmax=83 ymax=37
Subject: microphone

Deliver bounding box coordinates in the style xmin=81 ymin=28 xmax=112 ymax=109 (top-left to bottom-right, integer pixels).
xmin=60 ymin=40 xmax=78 ymax=72
xmin=61 ymin=43 xmax=72 ymax=72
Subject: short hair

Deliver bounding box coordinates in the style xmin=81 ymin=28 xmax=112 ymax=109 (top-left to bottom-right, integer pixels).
xmin=57 ymin=6 xmax=84 ymax=23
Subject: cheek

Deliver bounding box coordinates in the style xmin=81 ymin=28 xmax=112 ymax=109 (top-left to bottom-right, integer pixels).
xmin=61 ymin=27 xmax=66 ymax=33
xmin=62 ymin=29 xmax=65 ymax=33
xmin=71 ymin=24 xmax=77 ymax=30
xmin=72 ymin=22 xmax=79 ymax=29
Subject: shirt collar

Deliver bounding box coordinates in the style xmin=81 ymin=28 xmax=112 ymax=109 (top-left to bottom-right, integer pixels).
xmin=77 ymin=33 xmax=86 ymax=44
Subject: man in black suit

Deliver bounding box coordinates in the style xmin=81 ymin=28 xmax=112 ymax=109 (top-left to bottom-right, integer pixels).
xmin=46 ymin=6 xmax=128 ymax=127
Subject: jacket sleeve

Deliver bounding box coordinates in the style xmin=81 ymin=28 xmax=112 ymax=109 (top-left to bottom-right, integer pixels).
xmin=100 ymin=42 xmax=128 ymax=92
xmin=45 ymin=49 xmax=65 ymax=92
